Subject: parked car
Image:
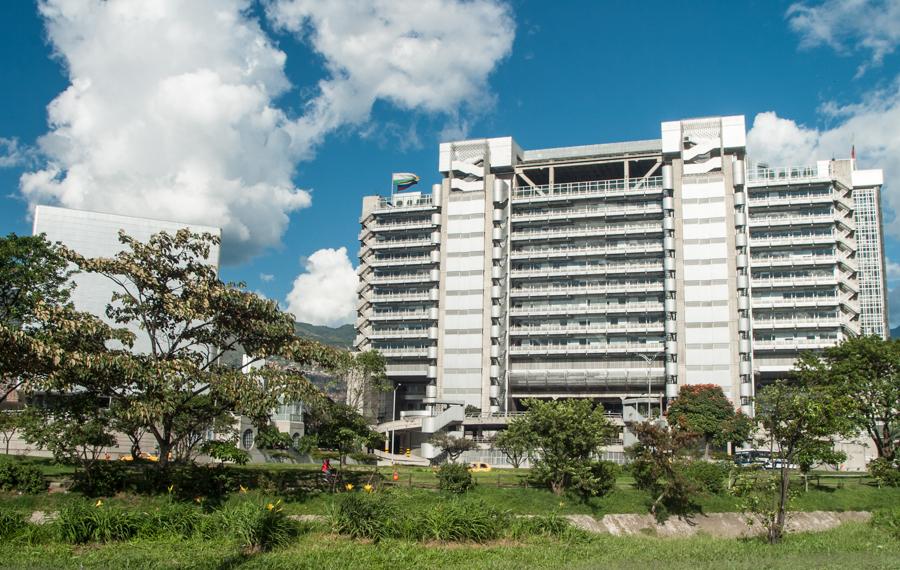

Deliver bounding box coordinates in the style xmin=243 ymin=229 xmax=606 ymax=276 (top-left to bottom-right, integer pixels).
xmin=468 ymin=462 xmax=492 ymax=472
xmin=763 ymin=458 xmax=799 ymax=470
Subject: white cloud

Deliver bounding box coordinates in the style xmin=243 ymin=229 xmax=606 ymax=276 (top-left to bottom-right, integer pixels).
xmin=285 ymin=247 xmax=358 ymax=326
xmin=259 ymin=273 xmax=275 ymax=282
xmin=747 ymin=79 xmax=900 ymax=236
xmin=266 ymin=0 xmax=515 ymax=143
xmin=20 ymin=0 xmax=515 ymax=265
xmin=22 ymin=0 xmax=310 ymax=264
xmin=787 ymin=0 xmax=900 ymax=75
xmin=886 ymin=257 xmax=900 ymax=281
xmin=0 ymin=138 xmax=36 ymax=168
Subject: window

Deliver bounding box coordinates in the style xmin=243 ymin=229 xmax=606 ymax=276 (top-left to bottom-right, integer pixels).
xmin=242 ymin=429 xmax=254 ymax=450
xmin=292 ymin=433 xmax=301 ymax=447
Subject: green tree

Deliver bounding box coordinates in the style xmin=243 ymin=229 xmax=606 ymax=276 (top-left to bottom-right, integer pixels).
xmin=311 ymin=400 xmax=383 ymax=465
xmin=0 ymin=411 xmax=21 ymax=455
xmin=626 ymin=421 xmax=700 ymax=520
xmin=429 ymin=432 xmax=476 ymax=464
xmin=807 ymin=336 xmax=900 ymax=461
xmin=518 ymin=398 xmax=617 ymax=495
xmin=666 ymin=384 xmax=752 ymax=459
xmin=494 ymin=419 xmax=533 ymax=468
xmin=54 ymin=229 xmax=351 ymax=468
xmin=754 ymin=379 xmax=853 ymax=543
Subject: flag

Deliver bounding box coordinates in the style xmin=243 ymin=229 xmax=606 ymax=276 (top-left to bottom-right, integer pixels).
xmin=392 ymin=172 xmax=420 ymax=191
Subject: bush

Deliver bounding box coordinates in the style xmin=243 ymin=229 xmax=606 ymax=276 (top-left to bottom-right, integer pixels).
xmin=201 ymin=440 xmax=250 ymax=465
xmin=868 ymin=458 xmax=900 ymax=487
xmin=72 ymin=461 xmax=128 ymax=497
xmin=681 ymin=460 xmax=729 ymax=494
xmin=331 ymin=491 xmax=398 ymax=542
xmin=211 ymin=499 xmax=296 ymax=552
xmin=508 ymin=512 xmax=574 ymax=540
xmin=569 ymin=460 xmax=619 ymax=501
xmin=55 ymin=502 xmax=141 ymax=543
xmin=0 ymin=459 xmax=47 ymax=495
xmin=0 ymin=510 xmax=28 ymax=539
xmin=138 ymin=502 xmax=203 ymax=539
xmin=417 ymin=499 xmax=507 ymax=542
xmin=871 ymin=507 xmax=900 ymax=540
xmin=436 ymin=463 xmax=474 ymax=494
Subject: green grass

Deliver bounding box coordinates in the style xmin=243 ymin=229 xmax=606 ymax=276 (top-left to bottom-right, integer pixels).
xmin=0 ymin=523 xmax=895 ymax=569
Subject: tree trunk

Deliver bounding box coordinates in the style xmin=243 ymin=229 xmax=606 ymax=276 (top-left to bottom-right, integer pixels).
xmin=772 ymin=465 xmax=790 ymax=544
xmin=704 ymin=439 xmax=711 ymax=461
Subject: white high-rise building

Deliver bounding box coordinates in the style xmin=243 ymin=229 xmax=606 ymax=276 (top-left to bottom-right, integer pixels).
xmin=355 ymin=115 xmax=887 ymax=461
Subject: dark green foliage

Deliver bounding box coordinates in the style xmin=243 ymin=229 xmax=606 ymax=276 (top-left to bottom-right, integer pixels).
xmin=870 ymin=506 xmax=900 ymax=539
xmin=681 ymin=461 xmax=729 ymax=495
xmin=626 ymin=421 xmax=700 ymax=521
xmin=869 ymin=457 xmax=900 ymax=487
xmin=507 ymin=512 xmax=578 ymax=540
xmin=515 ymin=398 xmax=616 ymax=495
xmin=72 ymin=461 xmax=128 ymax=497
xmin=0 ymin=510 xmax=28 ymax=539
xmin=430 ymin=432 xmax=476 ymax=463
xmin=255 ymin=426 xmax=295 ymax=451
xmin=55 ymin=502 xmax=142 ymax=543
xmin=436 ymin=463 xmax=474 ymax=494
xmin=210 ymin=499 xmax=296 ymax=551
xmin=666 ymin=384 xmax=752 ymax=458
xmin=0 ymin=458 xmax=47 ymax=494
xmin=569 ymin=460 xmax=619 ymax=501
xmin=331 ymin=492 xmax=510 ymax=543
xmin=201 ymin=440 xmax=250 ymax=465
xmin=138 ymin=502 xmax=203 ymax=539
xmin=493 ymin=420 xmax=533 ymax=468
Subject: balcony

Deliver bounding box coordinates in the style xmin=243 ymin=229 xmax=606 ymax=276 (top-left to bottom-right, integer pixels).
xmin=509 ymin=322 xmax=666 ymax=336
xmin=371 ymin=219 xmax=436 ymax=232
xmin=747 ymin=192 xmax=833 ymax=209
xmin=751 ymin=275 xmax=838 ymax=288
xmin=751 ymin=316 xmax=844 ymax=330
xmin=752 ymin=295 xmax=840 ymax=309
xmin=377 ymin=346 xmax=431 ymax=358
xmin=372 ymin=291 xmax=432 ymax=303
xmin=748 ymin=213 xmax=835 ymax=228
xmin=373 ymin=195 xmax=436 ymax=213
xmin=750 ymin=233 xmax=836 ymax=248
xmin=512 ymin=176 xmax=663 ymax=202
xmin=750 ymin=254 xmax=836 ymax=268
xmin=371 ymin=272 xmax=437 ymax=285
xmin=512 ymin=203 xmax=662 ymax=223
xmin=370 ymin=311 xmax=433 ymax=322
xmin=508 ymin=301 xmax=664 ymax=316
xmin=370 ymin=237 xmax=435 ymax=250
xmin=510 ymin=261 xmax=663 ymax=279
xmin=511 ymin=222 xmax=661 ymax=242
xmin=509 ymin=281 xmax=665 ymax=298
xmin=369 ymin=254 xmax=434 ymax=268
xmin=369 ymin=328 xmax=430 ymax=340
xmin=752 ymin=338 xmax=840 ymax=351
xmin=510 ymin=242 xmax=663 ymax=260
xmin=746 ymin=164 xmax=831 ymax=186
xmin=509 ymin=342 xmax=666 ymax=356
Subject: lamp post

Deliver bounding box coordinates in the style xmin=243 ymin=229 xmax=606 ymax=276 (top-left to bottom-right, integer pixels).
xmin=637 ymin=351 xmax=663 ymax=419
xmin=391 ymin=382 xmax=402 ymax=456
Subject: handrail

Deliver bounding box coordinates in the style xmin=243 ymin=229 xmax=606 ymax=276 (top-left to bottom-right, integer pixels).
xmin=512 ymin=176 xmax=663 ymax=200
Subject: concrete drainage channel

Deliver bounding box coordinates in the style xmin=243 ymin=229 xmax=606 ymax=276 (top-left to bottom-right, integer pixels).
xmin=26 ymin=510 xmax=870 ymax=539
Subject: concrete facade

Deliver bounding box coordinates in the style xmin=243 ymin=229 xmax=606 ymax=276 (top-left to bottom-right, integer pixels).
xmin=356 ymin=115 xmax=888 ymax=462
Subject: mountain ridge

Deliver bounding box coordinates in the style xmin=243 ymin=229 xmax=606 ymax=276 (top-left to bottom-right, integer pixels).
xmin=293 ymin=321 xmax=355 ymax=348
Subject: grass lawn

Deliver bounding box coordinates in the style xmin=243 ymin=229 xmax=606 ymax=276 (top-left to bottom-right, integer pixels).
xmin=0 ymin=523 xmax=896 ymax=569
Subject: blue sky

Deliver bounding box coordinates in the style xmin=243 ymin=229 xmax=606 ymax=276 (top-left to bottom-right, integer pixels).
xmin=2 ymin=0 xmax=900 ymax=326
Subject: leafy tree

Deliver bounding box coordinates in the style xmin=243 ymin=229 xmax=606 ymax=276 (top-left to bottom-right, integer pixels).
xmin=429 ymin=432 xmax=476 ymax=463
xmin=494 ymin=420 xmax=533 ymax=468
xmin=344 ymin=350 xmax=390 ymax=420
xmin=626 ymin=421 xmax=700 ymax=520
xmin=255 ymin=425 xmax=295 ymax=450
xmin=666 ymin=384 xmax=751 ymax=459
xmin=806 ymin=336 xmax=900 ymax=461
xmin=54 ymin=229 xmax=352 ymax=468
xmin=20 ymin=393 xmax=116 ymax=475
xmin=311 ymin=400 xmax=383 ymax=465
xmin=754 ymin=379 xmax=853 ymax=543
xmin=109 ymin=399 xmax=147 ymax=461
xmin=0 ymin=233 xmax=73 ymax=327
xmin=518 ymin=398 xmax=616 ymax=495
xmin=0 ymin=411 xmax=21 ymax=455
xmin=200 ymin=440 xmax=250 ymax=465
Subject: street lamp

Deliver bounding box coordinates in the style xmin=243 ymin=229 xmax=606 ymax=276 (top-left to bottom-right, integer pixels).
xmin=637 ymin=351 xmax=663 ymax=419
xmin=391 ymin=382 xmax=402 ymax=456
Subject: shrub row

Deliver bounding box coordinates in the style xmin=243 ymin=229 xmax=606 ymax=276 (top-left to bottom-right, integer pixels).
xmin=0 ymin=458 xmax=48 ymax=495
xmin=2 ymin=498 xmax=299 ymax=551
xmin=331 ymin=491 xmax=579 ymax=543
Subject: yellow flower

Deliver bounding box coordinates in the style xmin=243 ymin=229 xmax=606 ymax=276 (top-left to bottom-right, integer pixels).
xmin=266 ymin=503 xmax=275 ymax=511
xmin=94 ymin=500 xmax=103 ymax=508
xmin=239 ymin=485 xmax=248 ymax=494
xmin=167 ymin=484 xmax=174 ymax=494
xmin=363 ymin=484 xmax=373 ymax=493
xmin=345 ymin=483 xmax=354 ymax=491
xmin=195 ymin=496 xmax=203 ymax=504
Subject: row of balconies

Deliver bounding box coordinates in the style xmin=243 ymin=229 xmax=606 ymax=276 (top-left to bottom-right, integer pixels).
xmin=509 ymin=342 xmax=667 ymax=356
xmin=750 ymin=274 xmax=839 ymax=288
xmin=508 ymin=301 xmax=664 ymax=316
xmin=376 ymin=346 xmax=435 ymax=358
xmin=369 ymin=233 xmax=439 ymax=250
xmin=371 ymin=289 xmax=439 ymax=303
xmin=369 ymin=250 xmax=440 ymax=267
xmin=512 ymin=203 xmax=663 ymax=223
xmin=369 ymin=213 xmax=440 ymax=231
xmin=510 ymin=222 xmax=662 ymax=242
xmin=370 ymin=308 xmax=439 ymax=321
xmin=510 ymin=242 xmax=664 ymax=260
xmin=510 ymin=261 xmax=664 ymax=279
xmin=751 ymin=294 xmax=850 ymax=309
xmin=750 ymin=253 xmax=836 ymax=268
xmin=748 ymin=212 xmax=836 ymax=228
xmin=747 ymin=192 xmax=833 ymax=209
xmin=509 ymin=323 xmax=666 ymax=336
xmin=369 ymin=328 xmax=433 ymax=340
xmin=511 ymin=176 xmax=664 ymax=203
xmin=753 ymin=337 xmax=840 ymax=351
xmin=370 ymin=270 xmax=440 ymax=285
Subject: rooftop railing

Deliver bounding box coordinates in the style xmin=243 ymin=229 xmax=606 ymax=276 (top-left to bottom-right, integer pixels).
xmin=512 ymin=176 xmax=663 ymax=201
xmin=746 ymin=164 xmax=830 ymax=184
xmin=375 ymin=195 xmax=435 ymax=210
